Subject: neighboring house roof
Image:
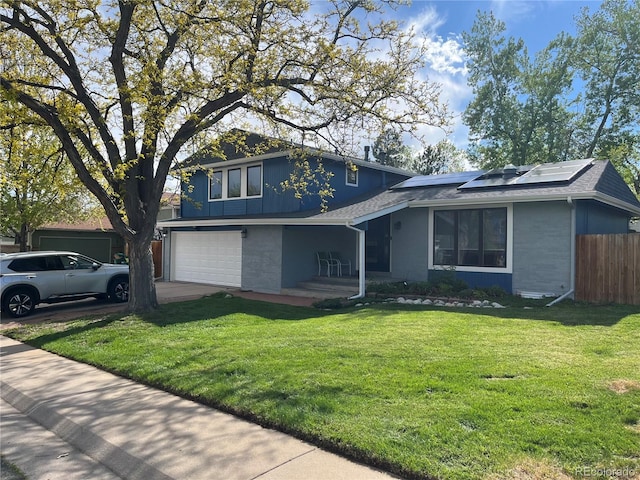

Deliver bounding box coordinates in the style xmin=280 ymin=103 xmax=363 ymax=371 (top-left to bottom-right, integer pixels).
xmin=161 ymin=192 xmax=181 ymax=207
xmin=40 ymin=217 xmax=115 ymax=232
xmin=177 ymin=129 xmax=416 ymax=178
xmin=158 ymin=159 xmax=640 ymax=229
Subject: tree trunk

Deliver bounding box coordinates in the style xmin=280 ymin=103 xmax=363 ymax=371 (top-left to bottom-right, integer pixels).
xmin=18 ymin=223 xmax=28 ymax=251
xmin=126 ymin=237 xmax=159 ymax=313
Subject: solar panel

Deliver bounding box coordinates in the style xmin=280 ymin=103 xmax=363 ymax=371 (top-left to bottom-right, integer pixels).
xmin=392 ymin=170 xmax=482 ymax=189
xmin=515 ymin=158 xmax=593 ymax=185
xmin=458 ymin=175 xmax=520 ymax=190
xmin=457 ymin=165 xmax=533 ymax=190
xmin=458 ymin=160 xmax=592 ymax=190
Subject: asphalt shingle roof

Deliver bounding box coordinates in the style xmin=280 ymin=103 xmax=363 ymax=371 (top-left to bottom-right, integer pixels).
xmin=160 ymin=159 xmax=639 ymax=227
xmin=307 ymin=159 xmax=640 ymax=223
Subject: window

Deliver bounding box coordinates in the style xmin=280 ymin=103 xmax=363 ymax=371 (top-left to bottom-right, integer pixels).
xmin=228 ymin=168 xmax=241 ymax=198
xmin=433 ymin=208 xmax=507 ymax=268
xmin=209 ymin=171 xmax=223 ymax=200
xmin=208 ymin=164 xmax=263 ymax=201
xmin=247 ymin=165 xmax=262 ymax=197
xmin=9 ymin=257 xmax=49 ymax=272
xmin=61 ymin=254 xmax=98 ymax=270
xmin=346 ymin=164 xmax=358 ymax=186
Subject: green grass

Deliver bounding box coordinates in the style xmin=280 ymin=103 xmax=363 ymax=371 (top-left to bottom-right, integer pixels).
xmin=5 ymin=294 xmax=640 ymax=479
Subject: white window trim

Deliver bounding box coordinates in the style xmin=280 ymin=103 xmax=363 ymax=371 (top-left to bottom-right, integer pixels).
xmin=346 ymin=164 xmax=358 ymax=187
xmin=427 ymin=203 xmax=513 ymax=274
xmin=208 ymin=163 xmax=263 ymax=201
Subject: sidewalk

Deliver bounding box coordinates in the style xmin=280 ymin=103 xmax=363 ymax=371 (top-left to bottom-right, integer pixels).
xmin=0 ymin=336 xmax=399 ymax=480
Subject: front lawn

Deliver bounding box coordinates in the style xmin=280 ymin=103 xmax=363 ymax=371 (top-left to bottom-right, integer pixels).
xmin=4 ymin=295 xmax=640 ymax=479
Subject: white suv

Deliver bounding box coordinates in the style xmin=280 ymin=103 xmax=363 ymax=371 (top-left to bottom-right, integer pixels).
xmin=1 ymin=251 xmax=129 ymax=318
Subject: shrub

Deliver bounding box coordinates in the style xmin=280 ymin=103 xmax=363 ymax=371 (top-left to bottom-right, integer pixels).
xmin=479 ymin=285 xmax=507 ymax=298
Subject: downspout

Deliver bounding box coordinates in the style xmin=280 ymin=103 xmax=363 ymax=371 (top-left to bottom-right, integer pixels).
xmin=345 ymin=222 xmax=366 ymax=299
xmin=547 ymin=196 xmax=575 ymax=306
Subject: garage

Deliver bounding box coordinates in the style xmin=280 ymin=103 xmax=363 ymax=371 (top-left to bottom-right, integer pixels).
xmin=170 ymin=231 xmax=242 ymax=287
xmin=39 ymin=236 xmax=113 ymax=262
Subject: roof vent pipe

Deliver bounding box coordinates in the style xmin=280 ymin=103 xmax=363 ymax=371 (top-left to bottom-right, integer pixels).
xmin=364 ymin=145 xmax=370 ymax=162
xmin=502 ymin=163 xmax=518 ymax=178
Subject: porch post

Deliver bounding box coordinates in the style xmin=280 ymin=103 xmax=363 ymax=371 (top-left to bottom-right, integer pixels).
xmin=346 ymin=223 xmax=366 ymax=299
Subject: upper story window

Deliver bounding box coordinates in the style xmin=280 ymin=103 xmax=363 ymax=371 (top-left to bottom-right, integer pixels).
xmin=228 ymin=168 xmax=241 ymax=198
xmin=346 ymin=164 xmax=358 ymax=186
xmin=210 ymin=171 xmax=223 ymax=200
xmin=247 ymin=165 xmax=262 ymax=197
xmin=209 ymin=163 xmax=262 ymax=201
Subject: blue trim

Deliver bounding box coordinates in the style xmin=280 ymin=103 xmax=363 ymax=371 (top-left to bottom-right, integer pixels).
xmin=170 ymin=226 xmax=244 ymax=232
xmin=429 ymin=270 xmax=512 ymax=293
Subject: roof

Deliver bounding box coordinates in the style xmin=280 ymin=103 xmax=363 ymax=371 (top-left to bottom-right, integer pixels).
xmin=40 ymin=217 xmax=115 ymax=232
xmin=177 ymin=129 xmax=415 ymax=178
xmin=158 ymin=159 xmax=640 ymax=228
xmin=161 ymin=192 xmax=181 ymax=207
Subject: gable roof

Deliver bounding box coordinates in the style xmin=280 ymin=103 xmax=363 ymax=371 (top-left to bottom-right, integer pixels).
xmin=40 ymin=217 xmax=115 ymax=232
xmin=159 ymin=159 xmax=640 ymax=229
xmin=314 ymin=159 xmax=639 ymax=223
xmin=178 ymin=129 xmax=415 ymax=177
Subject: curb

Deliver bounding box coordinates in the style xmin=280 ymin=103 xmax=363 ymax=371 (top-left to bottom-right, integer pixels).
xmin=1 ymin=382 xmax=172 ymax=480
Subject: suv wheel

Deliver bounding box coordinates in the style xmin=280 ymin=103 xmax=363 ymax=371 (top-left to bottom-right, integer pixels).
xmin=108 ymin=276 xmax=129 ymax=303
xmin=3 ymin=288 xmax=37 ymax=318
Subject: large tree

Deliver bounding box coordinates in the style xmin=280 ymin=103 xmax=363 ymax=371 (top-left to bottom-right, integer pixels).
xmin=0 ymin=102 xmax=95 ymax=250
xmin=1 ymin=0 xmax=449 ymax=313
xmin=462 ymin=0 xmax=640 ymax=181
xmin=572 ymin=0 xmax=640 ymax=194
xmin=371 ymin=128 xmax=413 ymax=168
xmin=411 ymin=139 xmax=466 ymax=175
xmin=462 ymin=12 xmax=575 ymax=168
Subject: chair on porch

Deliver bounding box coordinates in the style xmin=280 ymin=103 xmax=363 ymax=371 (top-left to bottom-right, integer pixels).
xmin=316 ymin=252 xmax=339 ymax=277
xmin=329 ymin=251 xmax=351 ymax=277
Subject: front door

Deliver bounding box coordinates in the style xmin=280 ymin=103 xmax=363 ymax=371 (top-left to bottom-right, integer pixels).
xmin=366 ymin=216 xmax=390 ymax=272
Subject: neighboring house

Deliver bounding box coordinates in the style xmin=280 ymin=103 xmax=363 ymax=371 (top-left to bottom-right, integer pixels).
xmin=17 ymin=193 xmax=178 ymax=263
xmin=32 ymin=218 xmax=126 ymax=263
xmin=158 ymin=132 xmax=640 ymax=299
xmin=158 ymin=192 xmax=181 ymax=222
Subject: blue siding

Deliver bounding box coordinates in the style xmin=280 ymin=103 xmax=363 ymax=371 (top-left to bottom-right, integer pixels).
xmin=180 ymin=171 xmax=208 ymax=217
xmin=209 ymin=202 xmax=224 ymax=216
xmin=224 ymin=201 xmax=247 ymax=216
xmin=428 ymin=270 xmax=513 ymax=293
xmin=180 ymin=155 xmax=411 ymax=219
xmin=576 ymin=200 xmax=630 ymax=234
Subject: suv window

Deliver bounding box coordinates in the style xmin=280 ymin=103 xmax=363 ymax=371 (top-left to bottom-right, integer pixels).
xmin=8 ymin=256 xmax=64 ymax=272
xmin=61 ymin=254 xmax=98 ymax=270
xmin=9 ymin=257 xmax=46 ymax=272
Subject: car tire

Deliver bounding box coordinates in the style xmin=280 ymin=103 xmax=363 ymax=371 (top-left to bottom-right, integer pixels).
xmin=2 ymin=288 xmax=38 ymax=318
xmin=108 ymin=276 xmax=129 ymax=303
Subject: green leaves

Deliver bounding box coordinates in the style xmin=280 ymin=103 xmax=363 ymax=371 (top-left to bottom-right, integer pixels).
xmin=462 ymin=0 xmax=640 ymax=183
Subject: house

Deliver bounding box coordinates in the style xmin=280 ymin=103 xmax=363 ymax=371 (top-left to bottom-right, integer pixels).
xmin=158 ymin=132 xmax=640 ymax=299
xmin=158 ymin=192 xmax=181 ymax=222
xmin=31 ymin=217 xmax=126 ymax=263
xmin=15 ymin=193 xmax=179 ymax=264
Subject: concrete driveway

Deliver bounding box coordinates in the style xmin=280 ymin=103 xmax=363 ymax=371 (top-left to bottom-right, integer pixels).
xmin=0 ymin=282 xmax=231 ymax=330
xmin=0 ymin=282 xmax=319 ymax=331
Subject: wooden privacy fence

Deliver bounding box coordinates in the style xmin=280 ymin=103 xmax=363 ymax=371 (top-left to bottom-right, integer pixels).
xmin=152 ymin=240 xmax=163 ymax=279
xmin=575 ymin=234 xmax=640 ymax=305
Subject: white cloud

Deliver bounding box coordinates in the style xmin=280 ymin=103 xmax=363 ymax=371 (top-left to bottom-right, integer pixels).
xmin=404 ymin=4 xmax=445 ymax=36
xmin=399 ymin=5 xmax=471 ymax=148
xmin=422 ymin=35 xmax=468 ymax=76
xmin=489 ymin=0 xmax=538 ymax=24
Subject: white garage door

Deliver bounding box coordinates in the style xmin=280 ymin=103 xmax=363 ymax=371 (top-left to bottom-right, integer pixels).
xmin=171 ymin=231 xmax=242 ymax=287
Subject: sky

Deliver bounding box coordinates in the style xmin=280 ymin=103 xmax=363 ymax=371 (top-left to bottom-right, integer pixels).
xmin=382 ymin=0 xmax=603 ymax=150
